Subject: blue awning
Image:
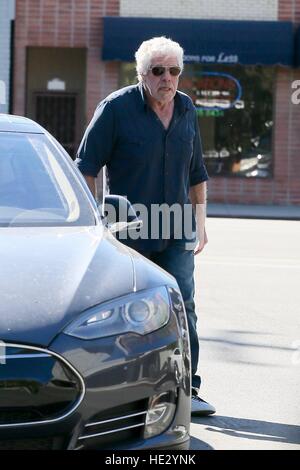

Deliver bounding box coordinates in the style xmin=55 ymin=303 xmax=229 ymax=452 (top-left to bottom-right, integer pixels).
xmin=102 ymin=17 xmax=294 ymax=66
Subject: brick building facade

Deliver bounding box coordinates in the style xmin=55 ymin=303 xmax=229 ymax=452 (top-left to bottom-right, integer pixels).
xmin=12 ymin=0 xmax=300 ymax=207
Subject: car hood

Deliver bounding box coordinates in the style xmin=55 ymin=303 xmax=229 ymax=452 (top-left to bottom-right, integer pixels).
xmin=0 ymin=225 xmax=136 ymax=346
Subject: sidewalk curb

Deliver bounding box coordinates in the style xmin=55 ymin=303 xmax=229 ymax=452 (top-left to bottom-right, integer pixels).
xmin=207 ymin=204 xmax=300 ymax=221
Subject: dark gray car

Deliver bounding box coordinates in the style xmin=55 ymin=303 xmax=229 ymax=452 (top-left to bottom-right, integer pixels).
xmin=0 ymin=114 xmax=191 ymax=450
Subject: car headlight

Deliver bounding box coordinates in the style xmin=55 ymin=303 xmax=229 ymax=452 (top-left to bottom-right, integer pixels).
xmin=64 ymin=287 xmax=170 ymax=340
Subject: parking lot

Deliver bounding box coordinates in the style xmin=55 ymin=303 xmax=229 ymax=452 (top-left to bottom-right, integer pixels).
xmin=190 ymin=217 xmax=300 ymax=450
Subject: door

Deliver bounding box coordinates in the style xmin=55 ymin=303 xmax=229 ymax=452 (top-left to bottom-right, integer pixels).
xmin=34 ymin=92 xmax=79 ymax=159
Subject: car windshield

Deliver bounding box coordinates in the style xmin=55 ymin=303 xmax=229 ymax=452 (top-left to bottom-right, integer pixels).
xmin=0 ymin=132 xmax=96 ymax=227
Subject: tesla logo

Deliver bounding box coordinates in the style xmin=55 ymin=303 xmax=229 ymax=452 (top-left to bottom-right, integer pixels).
xmin=0 ymin=340 xmax=6 ymax=365
xmin=291 ymin=81 xmax=300 ymax=104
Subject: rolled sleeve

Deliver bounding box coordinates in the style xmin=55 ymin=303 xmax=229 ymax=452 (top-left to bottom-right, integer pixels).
xmin=189 ymin=112 xmax=209 ymax=186
xmin=76 ymin=101 xmax=115 ymax=178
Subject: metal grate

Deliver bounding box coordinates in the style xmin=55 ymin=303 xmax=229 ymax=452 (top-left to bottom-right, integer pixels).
xmin=35 ymin=93 xmax=77 ymax=158
xmin=77 ymin=399 xmax=148 ymax=449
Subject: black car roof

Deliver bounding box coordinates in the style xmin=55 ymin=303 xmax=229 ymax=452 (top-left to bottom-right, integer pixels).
xmin=0 ymin=114 xmax=44 ymax=134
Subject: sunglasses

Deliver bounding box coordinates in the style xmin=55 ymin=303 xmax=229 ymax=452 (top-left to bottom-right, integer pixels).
xmin=149 ymin=66 xmax=182 ymax=77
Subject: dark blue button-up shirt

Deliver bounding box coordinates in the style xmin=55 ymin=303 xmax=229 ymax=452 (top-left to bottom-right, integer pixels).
xmin=77 ymin=83 xmax=208 ymax=251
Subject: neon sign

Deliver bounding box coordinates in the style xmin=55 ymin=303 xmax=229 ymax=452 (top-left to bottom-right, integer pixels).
xmin=181 ymin=72 xmax=242 ymax=111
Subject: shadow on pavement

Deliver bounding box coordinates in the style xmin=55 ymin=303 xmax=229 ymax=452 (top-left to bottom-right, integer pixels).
xmin=189 ymin=436 xmax=214 ymax=450
xmin=191 ymin=415 xmax=300 ymax=445
xmin=199 ymin=336 xmax=295 ymax=354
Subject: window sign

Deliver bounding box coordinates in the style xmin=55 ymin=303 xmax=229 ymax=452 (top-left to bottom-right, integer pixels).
xmin=182 ymin=72 xmax=242 ymax=111
xmin=47 ymin=78 xmax=66 ymax=91
xmin=181 ymin=64 xmax=274 ymax=179
xmin=197 ymin=109 xmax=225 ymax=118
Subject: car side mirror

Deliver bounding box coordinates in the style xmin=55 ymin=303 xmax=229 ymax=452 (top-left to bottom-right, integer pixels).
xmin=101 ymin=194 xmax=143 ymax=234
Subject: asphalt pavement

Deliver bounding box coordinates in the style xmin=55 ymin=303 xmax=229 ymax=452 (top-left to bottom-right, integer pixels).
xmin=190 ymin=216 xmax=300 ymax=450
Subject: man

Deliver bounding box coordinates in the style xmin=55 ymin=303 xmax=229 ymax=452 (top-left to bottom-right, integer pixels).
xmin=76 ymin=36 xmax=215 ymax=416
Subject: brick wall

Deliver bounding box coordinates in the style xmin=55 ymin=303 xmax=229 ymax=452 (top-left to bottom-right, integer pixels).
xmin=120 ymin=0 xmax=278 ymax=20
xmin=13 ymin=0 xmax=120 ymax=122
xmin=278 ymin=0 xmax=300 ymax=21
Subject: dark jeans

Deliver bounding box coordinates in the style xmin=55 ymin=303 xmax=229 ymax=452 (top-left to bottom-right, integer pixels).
xmin=141 ymin=239 xmax=201 ymax=393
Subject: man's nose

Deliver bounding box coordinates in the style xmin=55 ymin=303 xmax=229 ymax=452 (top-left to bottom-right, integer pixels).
xmin=161 ymin=69 xmax=172 ymax=79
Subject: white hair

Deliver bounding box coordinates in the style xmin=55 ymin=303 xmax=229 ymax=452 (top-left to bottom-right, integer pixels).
xmin=135 ymin=36 xmax=184 ymax=82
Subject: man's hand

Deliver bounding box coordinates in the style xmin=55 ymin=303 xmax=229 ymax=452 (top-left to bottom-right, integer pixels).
xmin=189 ymin=182 xmax=208 ymax=256
xmin=194 ymin=226 xmax=208 ymax=255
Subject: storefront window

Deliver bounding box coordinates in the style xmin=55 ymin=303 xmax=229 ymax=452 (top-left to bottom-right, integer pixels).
xmin=119 ymin=63 xmax=274 ymax=178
